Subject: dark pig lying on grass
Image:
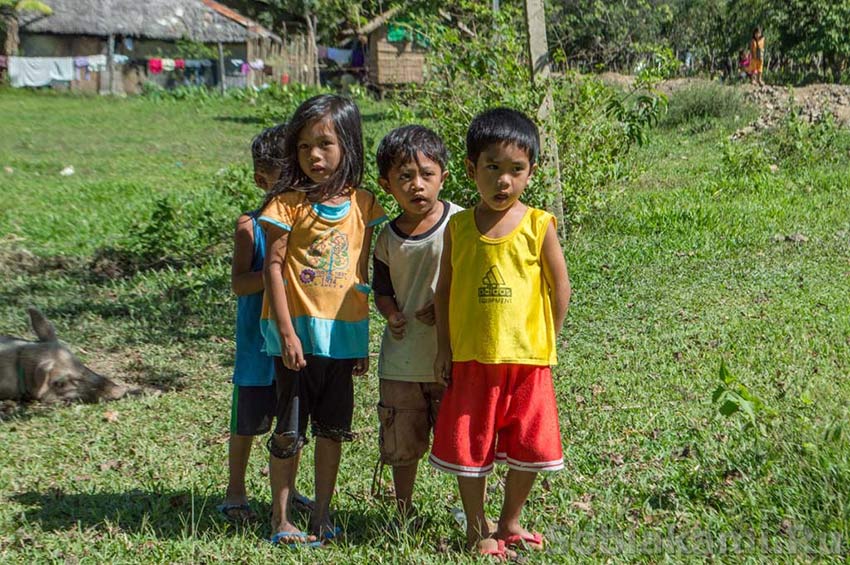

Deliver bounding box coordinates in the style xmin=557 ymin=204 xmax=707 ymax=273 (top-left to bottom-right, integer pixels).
xmin=0 ymin=307 xmax=138 ymax=403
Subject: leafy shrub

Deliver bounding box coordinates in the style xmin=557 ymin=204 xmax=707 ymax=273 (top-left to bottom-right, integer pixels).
xmin=91 ymin=165 xmax=261 ymax=276
xmin=662 ymin=83 xmax=756 ymax=127
xmin=395 ymin=1 xmax=667 ymax=231
xmin=252 ymin=82 xmax=332 ymax=127
xmin=770 ymin=104 xmax=844 ymax=166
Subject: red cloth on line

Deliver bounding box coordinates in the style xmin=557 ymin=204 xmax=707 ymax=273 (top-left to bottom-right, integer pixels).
xmin=147 ymin=58 xmax=163 ymax=74
xmin=174 ymin=59 xmax=185 ymax=70
xmin=429 ymin=361 xmax=564 ymax=477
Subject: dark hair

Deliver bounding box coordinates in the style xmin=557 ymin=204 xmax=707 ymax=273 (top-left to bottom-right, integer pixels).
xmin=753 ymin=26 xmax=762 ymax=37
xmin=466 ymin=107 xmax=540 ymax=166
xmin=251 ymin=124 xmax=286 ymax=172
xmin=376 ymin=125 xmax=448 ymax=179
xmin=264 ymin=94 xmax=364 ymax=205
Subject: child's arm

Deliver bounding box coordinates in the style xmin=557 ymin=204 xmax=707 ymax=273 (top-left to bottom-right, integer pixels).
xmin=264 ymin=224 xmax=306 ymax=370
xmin=433 ymin=228 xmax=453 ymax=385
xmin=540 ymin=220 xmax=571 ymax=332
xmin=231 ymin=214 xmax=265 ymax=296
xmin=352 ymin=226 xmax=376 ymax=376
xmin=373 ymin=260 xmax=407 ymax=341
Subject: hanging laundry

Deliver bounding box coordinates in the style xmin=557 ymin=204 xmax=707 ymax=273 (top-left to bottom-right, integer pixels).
xmin=87 ymin=54 xmax=107 ymax=72
xmin=327 ymin=48 xmax=353 ymax=66
xmin=162 ymin=59 xmax=175 ymax=72
xmin=113 ymin=54 xmax=129 ymax=65
xmin=148 ymin=58 xmax=163 ymax=74
xmin=184 ymin=59 xmax=202 ymax=69
xmin=318 ymin=45 xmax=329 ymax=59
xmin=249 ymin=59 xmax=264 ymax=70
xmin=240 ymin=62 xmax=250 ymax=75
xmin=230 ymin=58 xmax=244 ymax=68
xmin=123 ymin=37 xmax=134 ymax=51
xmin=73 ymin=57 xmax=88 ymax=81
xmin=0 ymin=56 xmax=7 ymax=69
xmin=174 ymin=59 xmax=185 ymax=70
xmin=8 ymin=57 xmax=74 ymax=88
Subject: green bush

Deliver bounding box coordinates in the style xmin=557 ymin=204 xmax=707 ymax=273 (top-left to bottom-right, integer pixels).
xmin=770 ymin=104 xmax=845 ymax=166
xmin=394 ymin=1 xmax=666 ymax=231
xmin=662 ymin=83 xmax=756 ymax=127
xmin=91 ymin=164 xmax=260 ymax=276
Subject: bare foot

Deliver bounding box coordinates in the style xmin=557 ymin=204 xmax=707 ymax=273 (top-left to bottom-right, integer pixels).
xmin=473 ymin=538 xmax=518 ymax=561
xmin=269 ymin=520 xmax=318 ymax=545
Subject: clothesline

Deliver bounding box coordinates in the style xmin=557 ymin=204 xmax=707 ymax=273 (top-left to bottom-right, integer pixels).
xmin=6 ymin=55 xmax=268 ymax=88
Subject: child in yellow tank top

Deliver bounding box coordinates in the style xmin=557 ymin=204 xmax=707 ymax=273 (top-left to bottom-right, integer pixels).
xmin=429 ymin=108 xmax=572 ymax=560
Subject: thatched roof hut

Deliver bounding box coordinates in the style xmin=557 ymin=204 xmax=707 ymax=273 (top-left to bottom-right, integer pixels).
xmin=10 ymin=0 xmax=288 ymax=94
xmin=17 ymin=0 xmax=278 ymax=44
xmin=358 ymin=8 xmax=426 ymax=91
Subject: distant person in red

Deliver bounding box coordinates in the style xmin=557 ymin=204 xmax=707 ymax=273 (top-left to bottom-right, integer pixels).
xmin=749 ymin=27 xmax=765 ymax=86
xmin=738 ymin=49 xmax=752 ymax=82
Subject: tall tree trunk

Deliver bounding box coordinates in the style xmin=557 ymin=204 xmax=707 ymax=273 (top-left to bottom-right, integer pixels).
xmin=304 ymin=9 xmax=319 ymax=86
xmin=2 ymin=10 xmax=20 ymax=55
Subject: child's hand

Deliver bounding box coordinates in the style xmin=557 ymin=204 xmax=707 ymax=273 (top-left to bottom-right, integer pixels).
xmin=388 ymin=312 xmax=407 ymax=340
xmin=434 ymin=348 xmax=452 ymax=386
xmin=414 ymin=301 xmax=436 ymax=326
xmin=282 ymin=334 xmax=307 ymax=371
xmin=353 ymin=357 xmax=369 ymax=376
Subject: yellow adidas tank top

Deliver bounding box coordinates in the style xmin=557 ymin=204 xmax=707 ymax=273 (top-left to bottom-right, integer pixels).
xmin=449 ymin=207 xmax=557 ymax=365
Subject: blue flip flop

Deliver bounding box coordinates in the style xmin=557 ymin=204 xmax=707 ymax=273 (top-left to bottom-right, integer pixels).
xmin=318 ymin=526 xmax=343 ymax=542
xmin=268 ymin=531 xmax=322 ymax=548
xmin=216 ymin=502 xmax=257 ymax=522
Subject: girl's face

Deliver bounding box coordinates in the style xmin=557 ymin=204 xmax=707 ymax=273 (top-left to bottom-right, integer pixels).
xmin=297 ymin=118 xmax=342 ymax=185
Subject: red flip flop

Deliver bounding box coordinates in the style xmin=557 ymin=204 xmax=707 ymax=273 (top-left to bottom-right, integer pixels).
xmin=503 ymin=531 xmax=545 ymax=550
xmin=479 ymin=538 xmax=509 ymax=560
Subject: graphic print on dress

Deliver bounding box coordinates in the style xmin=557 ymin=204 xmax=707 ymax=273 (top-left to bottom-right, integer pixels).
xmin=300 ymin=227 xmax=350 ymax=288
xmin=478 ymin=266 xmax=512 ymax=303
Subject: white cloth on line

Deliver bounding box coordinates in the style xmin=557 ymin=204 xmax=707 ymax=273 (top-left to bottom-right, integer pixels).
xmin=87 ymin=54 xmax=107 ymax=72
xmin=9 ymin=57 xmax=74 ymax=87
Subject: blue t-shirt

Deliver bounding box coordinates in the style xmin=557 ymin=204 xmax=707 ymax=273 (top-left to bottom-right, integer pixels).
xmin=232 ymin=212 xmax=276 ymax=386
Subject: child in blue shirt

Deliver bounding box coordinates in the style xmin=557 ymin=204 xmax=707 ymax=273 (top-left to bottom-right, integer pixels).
xmin=219 ymin=125 xmax=312 ymax=521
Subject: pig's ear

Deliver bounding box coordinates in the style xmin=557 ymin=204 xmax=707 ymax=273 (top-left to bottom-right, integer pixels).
xmin=27 ymin=360 xmax=53 ymax=400
xmin=27 ymin=307 xmax=57 ymax=342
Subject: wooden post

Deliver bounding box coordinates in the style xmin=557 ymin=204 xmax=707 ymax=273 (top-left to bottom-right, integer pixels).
xmin=524 ymin=0 xmax=566 ymax=237
xmin=106 ymin=33 xmax=115 ymax=95
xmin=217 ymin=42 xmax=226 ymax=94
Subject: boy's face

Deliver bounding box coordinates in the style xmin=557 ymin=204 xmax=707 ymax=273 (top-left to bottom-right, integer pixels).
xmin=379 ymin=152 xmax=448 ymax=218
xmin=254 ymin=167 xmax=282 ymax=192
xmin=466 ymin=142 xmax=536 ymax=213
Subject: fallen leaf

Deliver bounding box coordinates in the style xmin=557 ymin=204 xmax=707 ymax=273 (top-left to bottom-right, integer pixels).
xmin=99 ymin=460 xmax=122 ymax=471
xmin=103 ymin=410 xmax=119 ymax=423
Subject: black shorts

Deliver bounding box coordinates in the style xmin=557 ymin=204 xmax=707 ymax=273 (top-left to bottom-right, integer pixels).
xmin=274 ymin=356 xmax=356 ymax=443
xmin=230 ymin=384 xmax=276 ymax=436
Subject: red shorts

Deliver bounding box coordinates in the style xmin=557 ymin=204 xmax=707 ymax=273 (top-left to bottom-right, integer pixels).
xmin=429 ymin=361 xmax=563 ymax=477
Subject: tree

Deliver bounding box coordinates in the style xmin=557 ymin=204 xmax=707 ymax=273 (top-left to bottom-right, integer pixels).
xmin=1 ymin=0 xmax=52 ymax=55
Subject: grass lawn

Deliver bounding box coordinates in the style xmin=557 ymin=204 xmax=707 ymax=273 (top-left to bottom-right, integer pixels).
xmin=0 ymin=88 xmax=848 ymax=563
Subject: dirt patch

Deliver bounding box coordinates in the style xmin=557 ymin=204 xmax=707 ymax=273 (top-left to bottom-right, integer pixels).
xmin=597 ymin=74 xmax=850 ymax=137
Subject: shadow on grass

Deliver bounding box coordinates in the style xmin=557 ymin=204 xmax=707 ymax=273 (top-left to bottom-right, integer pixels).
xmin=0 ymin=254 xmax=231 ymax=348
xmin=11 ymin=489 xmax=256 ymax=539
xmin=10 ymin=490 xmax=443 ymax=548
xmin=213 ymin=115 xmax=266 ymax=125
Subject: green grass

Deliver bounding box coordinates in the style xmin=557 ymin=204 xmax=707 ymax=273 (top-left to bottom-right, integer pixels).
xmin=1 ymin=89 xmax=849 ymax=563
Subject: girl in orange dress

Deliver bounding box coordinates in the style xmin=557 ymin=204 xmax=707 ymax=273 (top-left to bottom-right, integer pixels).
xmin=749 ymin=27 xmax=765 ymax=86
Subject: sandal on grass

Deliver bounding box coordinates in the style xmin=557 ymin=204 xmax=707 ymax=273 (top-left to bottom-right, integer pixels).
xmin=268 ymin=530 xmax=322 ymax=548
xmin=317 ymin=525 xmax=343 ymax=543
xmin=478 ymin=539 xmax=511 ymax=561
xmin=502 ymin=531 xmax=545 ymax=550
xmin=216 ymin=502 xmax=257 ymax=522
xmin=290 ymin=493 xmax=315 ymax=513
